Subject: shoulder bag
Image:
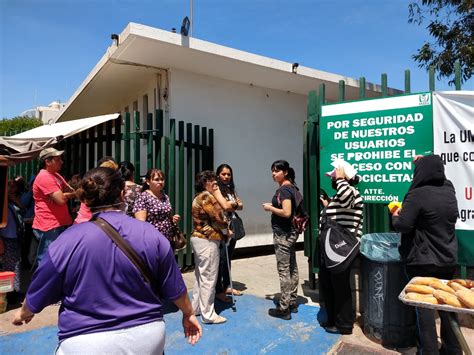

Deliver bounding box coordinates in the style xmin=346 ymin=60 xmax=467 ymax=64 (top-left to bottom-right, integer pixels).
xmin=319 ymin=213 xmax=360 ymax=274
xmin=92 ymin=217 xmax=159 ymax=295
xmin=229 ymin=212 xmax=245 ymax=240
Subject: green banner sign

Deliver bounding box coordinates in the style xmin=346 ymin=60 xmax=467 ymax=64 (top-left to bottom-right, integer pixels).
xmin=320 ymin=93 xmax=433 ymax=203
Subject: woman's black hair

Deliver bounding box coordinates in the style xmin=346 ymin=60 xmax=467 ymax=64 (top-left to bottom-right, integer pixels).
xmin=271 ymin=160 xmax=297 ymax=187
xmin=216 ymin=163 xmax=235 ymax=195
xmin=142 ymin=169 xmax=165 ymax=192
xmin=76 ymin=167 xmax=124 ymax=210
xmin=119 ymin=161 xmax=135 ymax=182
xmin=195 ymin=170 xmax=217 ymax=193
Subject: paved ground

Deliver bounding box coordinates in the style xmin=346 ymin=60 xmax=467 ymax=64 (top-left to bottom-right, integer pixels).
xmin=1 ymin=250 xmax=473 ymax=354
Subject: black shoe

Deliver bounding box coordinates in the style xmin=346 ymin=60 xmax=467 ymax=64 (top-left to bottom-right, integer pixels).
xmin=319 ymin=321 xmax=334 ymax=328
xmin=289 ymin=303 xmax=298 ymax=313
xmin=268 ymin=307 xmax=291 ymax=320
xmin=324 ymin=325 xmax=352 ymax=335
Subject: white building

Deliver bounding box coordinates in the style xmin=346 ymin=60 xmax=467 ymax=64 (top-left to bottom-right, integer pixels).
xmin=21 ymin=101 xmax=66 ymax=124
xmin=57 ymin=23 xmax=399 ymax=247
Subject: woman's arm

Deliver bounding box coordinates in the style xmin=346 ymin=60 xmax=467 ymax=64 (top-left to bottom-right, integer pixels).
xmin=202 ymin=194 xmax=228 ymax=229
xmin=12 ymin=302 xmax=35 ymax=326
xmin=172 ymin=291 xmax=202 ymax=345
xmin=212 ymin=187 xmax=234 ymax=212
xmin=392 ymin=192 xmax=420 ymax=234
xmin=262 ymin=199 xmax=292 ymax=218
xmin=234 ymin=196 xmax=243 ymax=211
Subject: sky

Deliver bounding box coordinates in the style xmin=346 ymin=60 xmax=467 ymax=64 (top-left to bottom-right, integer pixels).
xmin=1 ymin=0 xmax=472 ymax=119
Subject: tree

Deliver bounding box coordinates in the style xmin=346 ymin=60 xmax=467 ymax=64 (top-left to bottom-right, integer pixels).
xmin=408 ymin=0 xmax=473 ymax=84
xmin=0 ymin=116 xmax=42 ymax=134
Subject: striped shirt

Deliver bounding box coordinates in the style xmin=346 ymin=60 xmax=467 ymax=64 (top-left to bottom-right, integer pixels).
xmin=322 ymin=179 xmax=364 ymax=237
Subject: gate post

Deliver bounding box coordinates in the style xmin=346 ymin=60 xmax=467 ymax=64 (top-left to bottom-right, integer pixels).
xmin=305 ymin=89 xmax=320 ymax=289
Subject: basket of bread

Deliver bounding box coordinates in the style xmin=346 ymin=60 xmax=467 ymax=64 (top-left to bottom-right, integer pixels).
xmin=399 ymin=277 xmax=474 ymax=315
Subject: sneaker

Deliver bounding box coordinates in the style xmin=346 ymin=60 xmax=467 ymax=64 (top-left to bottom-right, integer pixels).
xmin=203 ymin=315 xmax=227 ymax=324
xmin=289 ymin=303 xmax=298 ymax=313
xmin=268 ymin=307 xmax=291 ymax=320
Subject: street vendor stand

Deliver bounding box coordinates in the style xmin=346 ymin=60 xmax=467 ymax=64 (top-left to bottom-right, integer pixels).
xmin=399 ymin=279 xmax=473 ymax=354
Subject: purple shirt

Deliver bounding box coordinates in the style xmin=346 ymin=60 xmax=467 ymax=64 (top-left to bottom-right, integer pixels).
xmin=26 ymin=211 xmax=186 ymax=341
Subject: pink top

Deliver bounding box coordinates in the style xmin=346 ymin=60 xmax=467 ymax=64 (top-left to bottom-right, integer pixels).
xmin=32 ymin=169 xmax=72 ymax=231
xmin=74 ymin=203 xmax=92 ymax=224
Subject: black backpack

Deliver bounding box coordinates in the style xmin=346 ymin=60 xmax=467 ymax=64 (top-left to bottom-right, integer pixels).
xmin=319 ymin=215 xmax=360 ymax=273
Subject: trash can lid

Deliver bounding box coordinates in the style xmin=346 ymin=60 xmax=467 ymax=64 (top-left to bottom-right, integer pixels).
xmin=360 ymin=233 xmax=401 ymax=262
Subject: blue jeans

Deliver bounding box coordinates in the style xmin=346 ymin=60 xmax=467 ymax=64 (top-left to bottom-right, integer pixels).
xmin=32 ymin=226 xmax=67 ymax=267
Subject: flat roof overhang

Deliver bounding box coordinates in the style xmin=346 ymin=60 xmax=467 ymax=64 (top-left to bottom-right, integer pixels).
xmin=58 ymin=23 xmax=401 ymax=122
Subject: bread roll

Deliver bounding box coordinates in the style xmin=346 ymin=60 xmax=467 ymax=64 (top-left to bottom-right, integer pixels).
xmin=411 ymin=277 xmax=440 ymax=286
xmin=449 ymin=279 xmax=474 ymax=288
xmin=406 ymin=284 xmax=435 ymax=294
xmin=455 ymin=288 xmax=474 ymax=309
xmin=405 ymin=292 xmax=438 ymax=305
xmin=448 ymin=281 xmax=470 ymax=292
xmin=429 ymin=281 xmax=455 ymax=295
xmin=433 ymin=290 xmax=464 ymax=308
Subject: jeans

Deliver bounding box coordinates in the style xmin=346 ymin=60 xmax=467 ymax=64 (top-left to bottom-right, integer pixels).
xmin=32 ymin=226 xmax=68 ymax=267
xmin=273 ymin=230 xmax=299 ymax=310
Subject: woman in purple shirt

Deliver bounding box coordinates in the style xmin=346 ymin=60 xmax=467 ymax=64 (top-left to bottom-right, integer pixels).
xmin=12 ymin=167 xmax=201 ymax=353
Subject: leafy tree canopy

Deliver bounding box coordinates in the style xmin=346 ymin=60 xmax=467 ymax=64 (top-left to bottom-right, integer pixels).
xmin=409 ymin=0 xmax=473 ymax=84
xmin=0 ymin=116 xmax=42 ymax=134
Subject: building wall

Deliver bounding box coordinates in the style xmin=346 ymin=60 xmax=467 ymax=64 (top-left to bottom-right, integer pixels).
xmin=168 ymin=69 xmax=307 ymax=247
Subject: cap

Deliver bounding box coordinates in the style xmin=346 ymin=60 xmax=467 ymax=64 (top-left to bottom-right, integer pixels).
xmin=39 ymin=147 xmax=64 ymax=161
xmin=325 ymin=158 xmax=358 ymax=180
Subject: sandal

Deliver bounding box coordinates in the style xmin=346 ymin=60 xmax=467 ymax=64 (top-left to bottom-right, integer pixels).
xmin=225 ymin=288 xmax=243 ymax=296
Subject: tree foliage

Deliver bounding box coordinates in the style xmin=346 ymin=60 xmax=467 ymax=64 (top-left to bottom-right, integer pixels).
xmin=0 ymin=116 xmax=43 ymax=134
xmin=408 ymin=0 xmax=473 ymax=84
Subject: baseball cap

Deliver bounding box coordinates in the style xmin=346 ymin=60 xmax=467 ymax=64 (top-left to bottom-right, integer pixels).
xmin=39 ymin=147 xmax=64 ymax=161
xmin=325 ymin=158 xmax=358 ymax=180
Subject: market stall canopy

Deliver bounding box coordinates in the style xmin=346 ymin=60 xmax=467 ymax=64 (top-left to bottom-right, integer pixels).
xmin=0 ymin=113 xmax=119 ymax=165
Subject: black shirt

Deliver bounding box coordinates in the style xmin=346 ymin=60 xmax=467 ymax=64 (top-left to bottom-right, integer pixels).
xmin=271 ymin=185 xmax=294 ymax=234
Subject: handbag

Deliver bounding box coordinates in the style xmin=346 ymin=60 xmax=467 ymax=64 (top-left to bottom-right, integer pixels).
xmin=229 ymin=212 xmax=245 ymax=240
xmin=92 ymin=217 xmax=159 ymax=295
xmin=319 ymin=215 xmax=360 ymax=274
xmin=169 ymin=221 xmax=187 ymax=251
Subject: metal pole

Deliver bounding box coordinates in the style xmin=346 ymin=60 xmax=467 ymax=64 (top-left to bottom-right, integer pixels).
xmin=190 ymin=0 xmax=193 ymax=37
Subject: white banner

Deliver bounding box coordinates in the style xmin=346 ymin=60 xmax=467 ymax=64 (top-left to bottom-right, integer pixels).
xmin=433 ymin=91 xmax=474 ymax=230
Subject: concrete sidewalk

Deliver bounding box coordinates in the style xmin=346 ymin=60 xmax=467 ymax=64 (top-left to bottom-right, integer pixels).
xmin=1 ymin=250 xmax=473 ymax=354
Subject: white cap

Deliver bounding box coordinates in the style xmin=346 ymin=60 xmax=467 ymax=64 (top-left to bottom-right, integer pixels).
xmin=325 ymin=158 xmax=358 ymax=180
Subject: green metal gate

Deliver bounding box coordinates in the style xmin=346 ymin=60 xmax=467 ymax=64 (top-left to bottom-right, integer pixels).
xmin=4 ymin=109 xmax=214 ymax=268
xmin=303 ymin=63 xmax=468 ymax=287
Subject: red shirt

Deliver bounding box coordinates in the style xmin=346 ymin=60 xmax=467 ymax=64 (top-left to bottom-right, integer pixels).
xmin=32 ymin=169 xmax=72 ymax=231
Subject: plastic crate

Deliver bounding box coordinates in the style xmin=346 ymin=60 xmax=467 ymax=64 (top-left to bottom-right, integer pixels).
xmin=0 ymin=271 xmax=15 ymax=292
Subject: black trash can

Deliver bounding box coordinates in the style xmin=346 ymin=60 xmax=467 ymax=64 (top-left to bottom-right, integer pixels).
xmin=360 ymin=233 xmax=416 ymax=348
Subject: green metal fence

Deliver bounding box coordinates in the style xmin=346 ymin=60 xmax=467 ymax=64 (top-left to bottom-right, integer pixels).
xmin=303 ymin=62 xmax=467 ymax=286
xmin=3 ymin=109 xmax=214 ymax=268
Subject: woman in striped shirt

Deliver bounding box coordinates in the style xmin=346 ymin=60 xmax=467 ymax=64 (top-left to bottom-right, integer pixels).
xmin=319 ymin=166 xmax=363 ymax=335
